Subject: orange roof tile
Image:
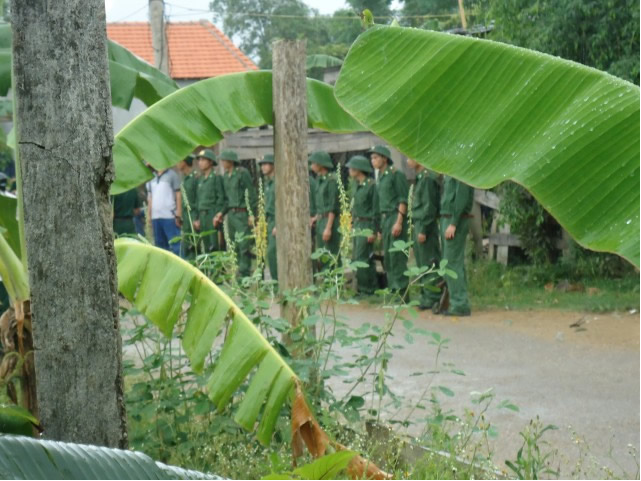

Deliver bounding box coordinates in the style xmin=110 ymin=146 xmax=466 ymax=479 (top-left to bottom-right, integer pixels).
xmin=107 ymin=21 xmax=258 ymax=80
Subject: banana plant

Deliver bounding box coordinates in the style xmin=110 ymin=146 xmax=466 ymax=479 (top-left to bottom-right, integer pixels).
xmin=115 ymin=239 xmax=388 ymax=479
xmin=333 ymin=26 xmax=640 ymax=266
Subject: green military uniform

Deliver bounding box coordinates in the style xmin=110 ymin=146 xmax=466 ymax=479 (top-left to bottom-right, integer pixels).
xmin=310 ymin=151 xmax=340 ymax=269
xmin=259 ymin=154 xmax=277 ymax=281
xmin=220 ymin=150 xmax=256 ymax=278
xmin=196 ymin=150 xmax=224 ymax=253
xmin=370 ymin=146 xmax=409 ymax=292
xmin=412 ymin=169 xmax=441 ymax=308
xmin=346 ymin=155 xmax=378 ymax=295
xmin=181 ymin=155 xmax=199 ymax=257
xmin=439 ymin=175 xmax=474 ymax=315
xmin=112 ymin=188 xmax=141 ymax=236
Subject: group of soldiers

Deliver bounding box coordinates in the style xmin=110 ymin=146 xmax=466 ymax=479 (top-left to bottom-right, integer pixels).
xmin=113 ymin=145 xmax=473 ymax=317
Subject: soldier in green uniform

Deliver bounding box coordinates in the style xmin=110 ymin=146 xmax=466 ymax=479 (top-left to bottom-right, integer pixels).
xmin=214 ymin=149 xmax=256 ymax=278
xmin=309 ymin=151 xmax=340 ymax=270
xmin=407 ymin=158 xmax=441 ymax=309
xmin=436 ymin=175 xmax=473 ymax=316
xmin=177 ymin=154 xmax=199 ymax=258
xmin=368 ymin=145 xmax=409 ymax=295
xmin=194 ymin=149 xmax=224 ymax=253
xmin=112 ymin=188 xmax=142 ymax=236
xmin=258 ymin=154 xmax=277 ymax=281
xmin=346 ymin=155 xmax=378 ymax=295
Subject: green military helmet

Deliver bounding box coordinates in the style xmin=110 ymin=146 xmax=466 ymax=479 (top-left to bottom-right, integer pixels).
xmin=184 ymin=153 xmax=195 ymax=166
xmin=346 ymin=155 xmax=373 ymax=174
xmin=219 ymin=149 xmax=240 ymax=164
xmin=308 ymin=150 xmax=334 ymax=170
xmin=258 ymin=153 xmax=274 ymax=165
xmin=196 ymin=148 xmax=217 ymax=165
xmin=367 ymin=145 xmax=392 ymax=164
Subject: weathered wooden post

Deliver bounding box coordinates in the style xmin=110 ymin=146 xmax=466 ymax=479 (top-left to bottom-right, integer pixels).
xmin=272 ymin=39 xmax=312 ymax=331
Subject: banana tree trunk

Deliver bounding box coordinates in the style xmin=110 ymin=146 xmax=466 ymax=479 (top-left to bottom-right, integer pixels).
xmin=11 ymin=0 xmax=127 ymax=447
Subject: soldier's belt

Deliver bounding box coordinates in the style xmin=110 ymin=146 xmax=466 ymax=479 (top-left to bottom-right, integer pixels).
xmin=354 ymin=216 xmax=373 ymax=222
xmin=229 ymin=207 xmax=248 ymax=213
xmin=318 ymin=212 xmax=336 ymax=218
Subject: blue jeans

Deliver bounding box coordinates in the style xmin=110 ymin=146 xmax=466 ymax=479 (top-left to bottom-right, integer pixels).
xmin=152 ymin=218 xmax=181 ymax=256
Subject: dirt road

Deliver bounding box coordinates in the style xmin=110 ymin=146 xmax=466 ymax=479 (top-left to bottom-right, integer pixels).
xmin=326 ymin=305 xmax=640 ymax=478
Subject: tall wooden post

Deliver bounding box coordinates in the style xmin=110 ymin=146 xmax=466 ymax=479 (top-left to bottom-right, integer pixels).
xmin=149 ymin=0 xmax=169 ymax=75
xmin=272 ymin=40 xmax=312 ymax=330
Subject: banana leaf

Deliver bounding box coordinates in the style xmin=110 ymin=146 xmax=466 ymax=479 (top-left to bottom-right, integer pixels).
xmin=0 ymin=24 xmax=178 ymax=109
xmin=115 ymin=238 xmax=298 ymax=445
xmin=111 ymin=71 xmax=364 ymax=194
xmin=0 ymin=435 xmax=221 ymax=479
xmin=334 ymin=26 xmax=640 ymax=266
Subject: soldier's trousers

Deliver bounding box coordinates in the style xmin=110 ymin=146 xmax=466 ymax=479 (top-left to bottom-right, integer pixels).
xmin=315 ymin=214 xmax=340 ymax=270
xmin=382 ymin=213 xmax=408 ymax=292
xmin=267 ymin=217 xmax=277 ymax=281
xmin=353 ymin=220 xmax=377 ymax=294
xmin=227 ymin=210 xmax=252 ymax=278
xmin=413 ymin=220 xmax=441 ymax=308
xmin=440 ymin=217 xmax=471 ymax=314
xmin=113 ymin=217 xmax=136 ymax=236
xmin=198 ymin=208 xmax=218 ymax=252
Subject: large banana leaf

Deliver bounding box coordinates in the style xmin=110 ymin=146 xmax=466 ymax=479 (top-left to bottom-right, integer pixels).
xmin=115 ymin=238 xmax=298 ymax=445
xmin=0 ymin=435 xmax=221 ymax=479
xmin=0 ymin=24 xmax=178 ymax=109
xmin=334 ymin=27 xmax=640 ymax=266
xmin=111 ymin=71 xmax=364 ymax=194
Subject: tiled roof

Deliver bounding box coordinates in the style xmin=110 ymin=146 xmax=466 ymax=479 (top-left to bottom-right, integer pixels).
xmin=107 ymin=21 xmax=258 ymax=79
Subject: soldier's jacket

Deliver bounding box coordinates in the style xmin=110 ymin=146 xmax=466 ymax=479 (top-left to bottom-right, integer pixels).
xmin=197 ymin=171 xmax=224 ymax=214
xmin=351 ymin=177 xmax=379 ymax=229
xmin=376 ymin=166 xmax=409 ymax=219
xmin=411 ymin=170 xmax=439 ymax=234
xmin=264 ymin=176 xmax=275 ymax=220
xmin=314 ymin=172 xmax=339 ymax=215
xmin=440 ymin=175 xmax=474 ymax=226
xmin=113 ymin=188 xmax=141 ymax=219
xmin=221 ymin=167 xmax=256 ymax=214
xmin=309 ymin=175 xmax=317 ymax=216
xmin=182 ymin=170 xmax=199 ymax=229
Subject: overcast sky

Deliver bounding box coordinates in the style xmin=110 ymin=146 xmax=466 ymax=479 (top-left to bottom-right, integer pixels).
xmin=105 ymin=0 xmax=352 ymax=22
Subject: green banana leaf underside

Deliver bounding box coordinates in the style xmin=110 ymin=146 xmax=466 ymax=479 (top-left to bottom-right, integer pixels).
xmin=111 ymin=70 xmax=364 ymax=194
xmin=115 ymin=239 xmax=297 ymax=445
xmin=334 ymin=27 xmax=640 ymax=266
xmin=0 ymin=435 xmax=220 ymax=479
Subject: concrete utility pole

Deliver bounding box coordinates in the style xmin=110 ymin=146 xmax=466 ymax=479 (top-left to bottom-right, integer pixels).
xmin=149 ymin=0 xmax=169 ymax=75
xmin=11 ymin=0 xmax=128 ymax=447
xmin=272 ymin=39 xmax=312 ymax=331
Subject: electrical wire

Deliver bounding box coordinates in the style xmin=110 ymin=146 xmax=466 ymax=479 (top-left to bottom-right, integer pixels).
xmin=112 ymin=4 xmax=148 ymax=22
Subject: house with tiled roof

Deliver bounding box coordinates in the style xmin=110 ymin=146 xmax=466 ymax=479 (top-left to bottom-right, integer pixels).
xmin=107 ymin=20 xmax=258 ymax=131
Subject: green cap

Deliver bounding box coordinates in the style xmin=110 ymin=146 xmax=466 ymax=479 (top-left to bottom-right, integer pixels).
xmin=308 ymin=151 xmax=333 ymax=169
xmin=346 ymin=155 xmax=373 ymax=174
xmin=258 ymin=153 xmax=274 ymax=165
xmin=367 ymin=145 xmax=392 ymax=163
xmin=219 ymin=149 xmax=239 ymax=163
xmin=196 ymin=149 xmax=217 ymax=165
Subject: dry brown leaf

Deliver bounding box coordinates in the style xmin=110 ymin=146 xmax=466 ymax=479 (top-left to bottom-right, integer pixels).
xmin=291 ymin=381 xmax=391 ymax=479
xmin=291 ymin=381 xmax=329 ymax=461
xmin=544 ymin=282 xmax=554 ymax=292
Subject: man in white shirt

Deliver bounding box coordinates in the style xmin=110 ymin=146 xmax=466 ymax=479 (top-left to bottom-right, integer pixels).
xmin=146 ymin=168 xmax=182 ymax=256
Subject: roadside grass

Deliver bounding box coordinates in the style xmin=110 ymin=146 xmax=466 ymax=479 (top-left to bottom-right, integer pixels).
xmin=468 ymin=261 xmax=640 ymax=312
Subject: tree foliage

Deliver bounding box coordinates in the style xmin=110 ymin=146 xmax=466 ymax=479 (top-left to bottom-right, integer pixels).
xmin=488 ymin=0 xmax=640 ymax=85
